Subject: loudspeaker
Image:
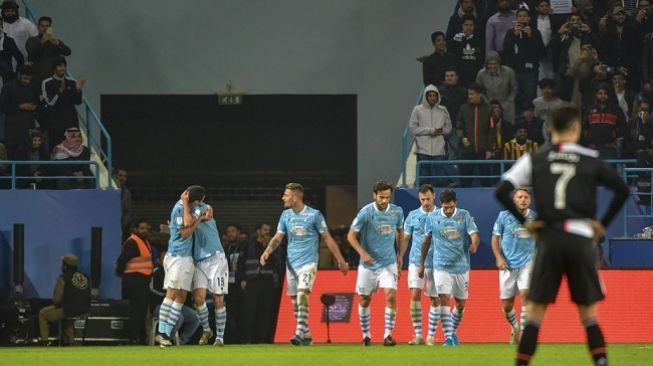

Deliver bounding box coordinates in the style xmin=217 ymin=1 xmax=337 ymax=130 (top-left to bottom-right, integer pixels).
xmin=91 ymin=227 xmax=102 ymax=296
xmin=13 ymin=223 xmax=24 ymax=287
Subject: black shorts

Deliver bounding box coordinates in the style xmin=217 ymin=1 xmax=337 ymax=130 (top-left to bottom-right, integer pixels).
xmin=527 ymin=228 xmax=605 ymax=305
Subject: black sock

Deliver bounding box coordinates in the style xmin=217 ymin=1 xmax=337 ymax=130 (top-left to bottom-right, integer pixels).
xmin=584 ymin=318 xmax=608 ymax=366
xmin=515 ymin=320 xmax=540 ymax=366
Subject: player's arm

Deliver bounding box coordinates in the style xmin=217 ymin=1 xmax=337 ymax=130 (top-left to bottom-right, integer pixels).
xmin=260 ymin=232 xmax=285 ymax=266
xmin=496 ymin=154 xmax=532 ymax=224
xmin=495 ymin=181 xmax=527 ymax=224
xmin=346 ymin=229 xmax=374 ymax=265
xmin=396 ymin=228 xmax=407 ymax=268
xmin=491 ymin=234 xmax=507 ymax=269
xmin=469 ymin=232 xmax=480 ymax=253
xmin=418 ymin=234 xmax=432 ymax=278
xmin=179 ymin=191 xmax=201 ymax=238
xmin=321 ymin=231 xmax=348 ymax=275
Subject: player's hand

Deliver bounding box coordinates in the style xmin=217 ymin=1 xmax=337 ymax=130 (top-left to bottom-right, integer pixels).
xmin=396 ymin=257 xmax=403 ymax=279
xmin=181 ymin=190 xmax=190 ymax=205
xmin=496 ymin=258 xmax=508 ymax=271
xmin=588 ymin=219 xmax=605 ymax=245
xmin=417 ymin=265 xmax=425 ymax=279
xmin=337 ymin=260 xmax=349 ymax=275
xmin=525 ymin=220 xmax=545 ymax=235
xmin=469 ymin=242 xmax=479 ymax=253
xmin=259 ymin=252 xmax=269 ymax=266
xmin=361 ymin=252 xmax=375 ymax=265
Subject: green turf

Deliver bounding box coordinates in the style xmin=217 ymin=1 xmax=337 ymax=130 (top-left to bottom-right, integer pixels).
xmin=1 ymin=344 xmax=652 ymax=366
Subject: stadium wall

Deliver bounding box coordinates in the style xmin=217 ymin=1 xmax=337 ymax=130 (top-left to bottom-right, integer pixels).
xmin=0 ymin=190 xmax=121 ymax=300
xmin=26 ymin=0 xmax=452 ymax=206
xmin=274 ymin=269 xmax=653 ymax=343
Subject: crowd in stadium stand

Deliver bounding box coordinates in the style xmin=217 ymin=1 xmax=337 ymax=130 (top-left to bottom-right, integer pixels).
xmin=0 ymin=0 xmax=88 ymax=189
xmin=415 ymin=0 xmax=653 ymax=187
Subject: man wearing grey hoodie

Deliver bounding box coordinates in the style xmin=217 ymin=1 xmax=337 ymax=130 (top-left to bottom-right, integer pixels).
xmin=410 ymin=85 xmax=453 ymax=188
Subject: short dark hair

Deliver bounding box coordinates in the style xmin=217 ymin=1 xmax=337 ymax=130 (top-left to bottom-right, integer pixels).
xmin=17 ymin=64 xmax=32 ymax=76
xmin=186 ymin=185 xmax=206 ymax=203
xmin=226 ymin=223 xmax=241 ymax=232
xmin=431 ymin=31 xmax=445 ymax=44
xmin=51 ymin=56 xmax=67 ymax=68
xmin=461 ymin=14 xmax=476 ymax=23
xmin=467 ymin=82 xmax=484 ymax=94
xmin=537 ymin=0 xmax=550 ymax=5
xmin=516 ymin=8 xmax=530 ymax=16
xmin=538 ymin=78 xmax=556 ymax=89
xmin=444 ymin=66 xmax=458 ymax=74
xmin=131 ymin=218 xmax=149 ymax=228
xmin=522 ymin=102 xmax=535 ymax=111
xmin=551 ymin=106 xmax=580 ymax=132
xmin=373 ymin=180 xmax=394 ymax=194
xmin=38 ymin=16 xmax=52 ymax=24
xmin=440 ymin=189 xmax=457 ymax=203
xmin=418 ymin=184 xmax=434 ymax=194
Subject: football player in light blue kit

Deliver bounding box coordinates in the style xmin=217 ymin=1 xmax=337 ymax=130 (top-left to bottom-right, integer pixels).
xmin=491 ymin=187 xmax=536 ymax=344
xmin=192 ymin=202 xmax=230 ymax=346
xmin=347 ymin=181 xmax=406 ymax=347
xmin=418 ymin=189 xmax=479 ymax=347
xmin=156 ymin=185 xmax=207 ymax=347
xmin=403 ymin=184 xmax=439 ymax=346
xmin=260 ymin=183 xmax=348 ymax=346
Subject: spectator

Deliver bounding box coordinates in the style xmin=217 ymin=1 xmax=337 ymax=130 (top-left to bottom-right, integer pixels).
xmin=624 ymin=99 xmax=653 ymax=158
xmin=447 ymin=0 xmax=486 ymax=42
xmin=503 ymin=7 xmax=546 ymax=114
xmin=515 ymin=102 xmax=545 ymax=145
xmin=582 ymin=83 xmax=627 ymax=159
xmin=116 ymin=219 xmax=153 ymax=345
xmin=599 ymin=6 xmax=644 ymax=92
xmin=634 ymin=0 xmax=653 ymax=36
xmin=422 ymin=31 xmax=458 ymax=87
xmin=549 ymin=13 xmax=595 ymax=101
xmin=25 ymin=16 xmax=71 ymax=93
xmin=565 ymin=39 xmax=606 ymax=109
xmin=0 ymin=63 xmax=37 ymax=158
xmin=409 ymin=84 xmax=453 ymax=188
xmin=533 ymin=78 xmax=567 ymax=145
xmin=490 ymin=99 xmax=514 ymax=152
xmin=38 ymin=254 xmax=91 ymax=346
xmin=40 ymin=56 xmax=83 ymax=148
xmin=0 ymin=1 xmax=36 ymax=60
xmin=237 ymin=223 xmax=282 ymax=344
xmin=13 ymin=129 xmax=49 ymax=189
xmin=458 ymin=82 xmax=496 ymax=187
xmin=0 ymin=17 xmax=24 ymax=85
xmin=223 ymin=223 xmax=248 ymax=344
xmin=574 ymin=0 xmax=603 ymax=31
xmin=534 ymin=0 xmax=560 ymax=80
xmin=485 ymin=0 xmax=516 ymax=58
xmin=438 ymin=67 xmax=468 ymax=161
xmin=612 ymin=71 xmax=639 ymax=120
xmin=149 ymin=241 xmax=200 ymax=345
xmin=448 ymin=14 xmax=485 ymax=87
xmin=475 ymin=51 xmax=517 ymax=124
xmin=50 ymin=127 xmax=92 ymax=189
xmin=113 ymin=168 xmax=132 ymax=239
xmin=503 ymin=121 xmax=539 ymax=160
xmin=643 ymin=32 xmax=653 ymax=84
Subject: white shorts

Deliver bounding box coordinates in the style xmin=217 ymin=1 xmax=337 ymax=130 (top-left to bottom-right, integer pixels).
xmin=499 ymin=261 xmax=532 ymax=299
xmin=163 ymin=254 xmax=194 ymax=292
xmin=433 ymin=269 xmax=469 ymax=299
xmin=407 ymin=264 xmax=438 ymax=297
xmin=356 ymin=264 xmax=398 ymax=295
xmin=193 ymin=252 xmax=229 ymax=295
xmin=286 ymin=263 xmax=318 ymax=296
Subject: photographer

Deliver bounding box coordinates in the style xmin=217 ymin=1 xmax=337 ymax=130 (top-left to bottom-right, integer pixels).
xmin=503 ymin=8 xmax=546 ymax=115
xmin=549 ymin=13 xmax=596 ymax=101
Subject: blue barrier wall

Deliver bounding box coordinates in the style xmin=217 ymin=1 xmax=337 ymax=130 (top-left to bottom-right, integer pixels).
xmin=0 ymin=190 xmax=121 ymax=300
xmin=395 ymin=188 xmax=653 ymax=267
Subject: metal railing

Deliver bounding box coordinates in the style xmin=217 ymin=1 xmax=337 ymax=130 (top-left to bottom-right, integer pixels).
xmin=0 ymin=160 xmax=100 ymax=189
xmin=20 ymin=0 xmax=113 ymax=189
xmin=400 ymin=87 xmax=426 ymax=187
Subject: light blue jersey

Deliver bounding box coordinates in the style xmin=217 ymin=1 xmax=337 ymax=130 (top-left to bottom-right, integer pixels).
xmin=193 ymin=204 xmax=224 ymax=262
xmin=425 ymin=208 xmax=478 ymax=274
xmin=351 ymin=202 xmax=404 ymax=270
xmin=405 ymin=207 xmax=436 ymax=268
xmin=277 ymin=205 xmax=327 ymax=270
xmin=168 ymin=200 xmax=203 ymax=257
xmin=492 ymin=209 xmax=536 ymax=269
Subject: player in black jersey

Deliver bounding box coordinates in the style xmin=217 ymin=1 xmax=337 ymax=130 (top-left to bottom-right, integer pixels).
xmin=495 ymin=107 xmax=629 ymax=366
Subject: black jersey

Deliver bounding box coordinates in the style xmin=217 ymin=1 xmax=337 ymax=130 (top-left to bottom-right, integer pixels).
xmin=501 ymin=143 xmax=629 ymax=234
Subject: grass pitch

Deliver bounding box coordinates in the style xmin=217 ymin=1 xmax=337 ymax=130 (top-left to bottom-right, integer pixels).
xmin=1 ymin=343 xmax=652 ymax=366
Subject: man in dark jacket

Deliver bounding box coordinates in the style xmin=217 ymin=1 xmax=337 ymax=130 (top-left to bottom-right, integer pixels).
xmin=0 ymin=64 xmax=38 ymax=158
xmin=582 ymin=84 xmax=627 ymax=159
xmin=422 ymin=31 xmax=458 ymax=87
xmin=457 ymin=83 xmax=496 ymax=187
